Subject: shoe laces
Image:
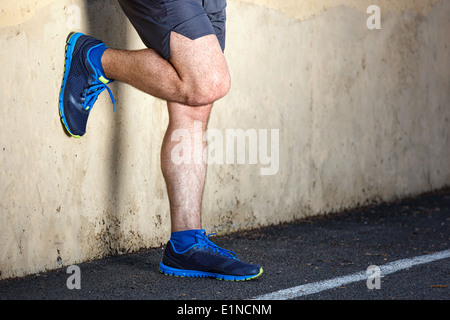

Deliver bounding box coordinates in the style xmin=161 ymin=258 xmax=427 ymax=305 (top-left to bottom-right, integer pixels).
xmin=196 ymin=231 xmax=238 ymax=260
xmin=83 ymin=79 xmax=115 ymax=112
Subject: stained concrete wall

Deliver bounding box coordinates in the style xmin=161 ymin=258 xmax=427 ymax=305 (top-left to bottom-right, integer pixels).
xmin=1 ymin=0 xmax=449 ymax=279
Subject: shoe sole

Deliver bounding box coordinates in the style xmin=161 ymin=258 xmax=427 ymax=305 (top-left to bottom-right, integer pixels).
xmin=159 ymin=262 xmax=263 ymax=281
xmin=58 ymin=32 xmax=83 ymax=139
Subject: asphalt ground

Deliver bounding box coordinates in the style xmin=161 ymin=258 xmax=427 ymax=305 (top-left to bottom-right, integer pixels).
xmin=1 ymin=188 xmax=449 ymax=309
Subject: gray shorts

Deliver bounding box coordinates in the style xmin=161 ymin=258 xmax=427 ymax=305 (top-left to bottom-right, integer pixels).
xmin=118 ymin=0 xmax=227 ymax=60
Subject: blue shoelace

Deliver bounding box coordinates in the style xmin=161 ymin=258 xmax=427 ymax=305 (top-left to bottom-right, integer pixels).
xmin=83 ymin=81 xmax=115 ymax=112
xmin=196 ymin=232 xmax=238 ymax=260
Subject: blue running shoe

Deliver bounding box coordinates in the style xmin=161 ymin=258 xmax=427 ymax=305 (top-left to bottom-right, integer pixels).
xmin=159 ymin=230 xmax=263 ymax=281
xmin=59 ymin=32 xmax=115 ymax=138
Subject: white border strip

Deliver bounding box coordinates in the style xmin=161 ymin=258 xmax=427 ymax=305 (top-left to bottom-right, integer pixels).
xmin=252 ymin=249 xmax=450 ymax=300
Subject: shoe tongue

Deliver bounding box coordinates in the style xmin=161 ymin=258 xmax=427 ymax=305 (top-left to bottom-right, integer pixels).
xmin=85 ymin=58 xmax=111 ymax=84
xmin=194 ymin=229 xmax=208 ymax=242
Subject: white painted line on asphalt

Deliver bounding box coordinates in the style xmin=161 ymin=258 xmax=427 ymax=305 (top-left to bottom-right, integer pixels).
xmin=251 ymin=249 xmax=450 ymax=300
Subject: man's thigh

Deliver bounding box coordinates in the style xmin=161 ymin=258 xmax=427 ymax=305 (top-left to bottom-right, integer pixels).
xmin=118 ymin=0 xmax=227 ymax=60
xmin=118 ymin=0 xmax=229 ymax=105
xmin=169 ymin=32 xmax=228 ymax=90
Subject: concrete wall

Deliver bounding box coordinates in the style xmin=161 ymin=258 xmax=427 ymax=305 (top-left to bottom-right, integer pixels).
xmin=1 ymin=0 xmax=449 ymax=279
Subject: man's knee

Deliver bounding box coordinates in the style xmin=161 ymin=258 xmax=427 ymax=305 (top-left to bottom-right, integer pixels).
xmin=185 ymin=68 xmax=231 ymax=106
xmin=169 ymin=32 xmax=231 ymax=106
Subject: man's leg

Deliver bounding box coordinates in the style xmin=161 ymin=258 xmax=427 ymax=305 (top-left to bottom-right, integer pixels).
xmin=160 ymin=102 xmax=212 ymax=232
xmin=101 ymin=32 xmax=230 ymax=107
xmin=58 ymin=0 xmax=262 ymax=279
xmin=103 ymin=32 xmax=222 ymax=232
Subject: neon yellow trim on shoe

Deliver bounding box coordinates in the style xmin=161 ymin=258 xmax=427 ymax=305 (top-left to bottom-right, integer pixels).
xmin=98 ymin=76 xmax=109 ymax=84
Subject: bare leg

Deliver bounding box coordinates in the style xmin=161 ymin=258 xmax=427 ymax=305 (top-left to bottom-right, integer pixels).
xmin=101 ymin=32 xmax=230 ymax=106
xmin=160 ymin=102 xmax=212 ymax=232
xmin=102 ymin=32 xmax=227 ymax=232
